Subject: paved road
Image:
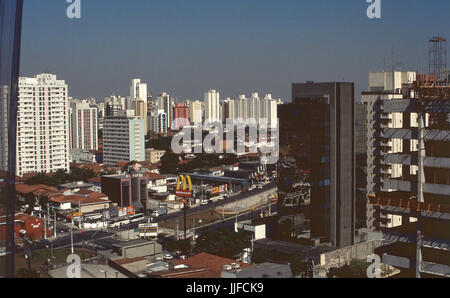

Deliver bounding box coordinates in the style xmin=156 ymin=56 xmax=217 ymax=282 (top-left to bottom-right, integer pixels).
xmin=109 ymin=182 xmax=277 ymax=233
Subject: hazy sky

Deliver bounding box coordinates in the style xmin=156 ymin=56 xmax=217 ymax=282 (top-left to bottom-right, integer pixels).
xmin=20 ymin=0 xmax=450 ymax=102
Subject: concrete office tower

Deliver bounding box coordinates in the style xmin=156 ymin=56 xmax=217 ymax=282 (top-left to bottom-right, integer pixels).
xmin=204 ymin=89 xmax=220 ymax=123
xmin=134 ymin=98 xmax=147 ymax=133
xmin=189 ymin=100 xmax=203 ymax=124
xmin=222 ymin=98 xmax=236 ymax=123
xmin=0 ymin=85 xmax=8 ymax=171
xmin=362 ymin=71 xmax=417 ymax=231
xmin=151 ymin=109 xmax=168 ymax=134
xmin=69 ymin=101 xmax=98 ymax=151
xmin=103 ymin=110 xmax=145 ymax=165
xmin=16 ymin=74 xmax=70 ymax=176
xmin=355 ymin=102 xmax=368 ymax=230
xmin=278 ymin=82 xmax=355 ymax=248
xmin=156 ymin=92 xmax=173 ymax=130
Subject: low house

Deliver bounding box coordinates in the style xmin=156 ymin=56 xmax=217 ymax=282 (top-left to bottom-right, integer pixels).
xmin=0 ymin=212 xmax=51 ymax=241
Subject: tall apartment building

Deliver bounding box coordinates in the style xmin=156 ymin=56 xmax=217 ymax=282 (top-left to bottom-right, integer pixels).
xmin=234 ymin=93 xmax=279 ymax=127
xmin=204 ymin=89 xmax=220 ymax=123
xmin=155 ymin=92 xmax=173 ymax=130
xmin=151 ymin=109 xmax=168 ymax=134
xmin=364 ymin=70 xmax=450 ymax=277
xmin=104 ymin=95 xmax=126 ymax=117
xmin=278 ymin=82 xmax=355 ymax=248
xmin=69 ymin=101 xmax=98 ymax=151
xmin=172 ymin=103 xmax=190 ymax=130
xmin=362 ymin=71 xmax=417 ymax=230
xmin=134 ymin=98 xmax=147 ymax=133
xmin=16 ymin=74 xmax=70 ymax=176
xmin=0 ymin=85 xmax=9 ymax=171
xmin=129 ymin=79 xmax=147 ymax=108
xmin=103 ymin=110 xmax=145 ymax=165
xmin=189 ymin=100 xmax=203 ymax=124
xmin=222 ymin=98 xmax=236 ymax=122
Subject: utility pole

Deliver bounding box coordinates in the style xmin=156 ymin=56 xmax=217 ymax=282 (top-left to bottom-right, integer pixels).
xmin=47 ymin=203 xmax=50 ymax=231
xmin=78 ymin=200 xmax=82 ymax=229
xmin=70 ymin=228 xmax=74 ymax=254
xmin=43 ymin=215 xmax=47 ymax=240
xmin=53 ymin=208 xmax=57 ymax=238
xmin=176 ymin=218 xmax=179 ymax=240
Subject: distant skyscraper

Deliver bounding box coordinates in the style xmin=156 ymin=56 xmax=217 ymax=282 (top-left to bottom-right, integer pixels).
xmin=222 ymin=98 xmax=236 ymax=122
xmin=103 ymin=110 xmax=145 ymax=165
xmin=134 ymin=98 xmax=147 ymax=133
xmin=151 ymin=109 xmax=168 ymax=134
xmin=104 ymin=95 xmax=125 ymax=117
xmin=16 ymin=74 xmax=70 ymax=176
xmin=130 ymin=79 xmax=148 ymax=131
xmin=189 ymin=100 xmax=203 ymax=124
xmin=156 ymin=92 xmax=173 ymax=130
xmin=204 ymin=89 xmax=220 ymax=123
xmin=69 ymin=101 xmax=98 ymax=151
xmin=173 ymin=103 xmax=190 ymax=130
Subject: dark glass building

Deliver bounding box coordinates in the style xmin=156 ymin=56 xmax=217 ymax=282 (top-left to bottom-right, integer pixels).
xmin=277 ymin=82 xmax=355 ymax=248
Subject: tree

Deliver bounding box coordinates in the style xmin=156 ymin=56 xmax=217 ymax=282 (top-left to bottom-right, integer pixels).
xmin=327 ymin=259 xmax=371 ymax=278
xmin=167 ymin=239 xmax=191 ymax=255
xmin=160 ymin=152 xmax=180 ymax=174
xmin=194 ymin=229 xmax=251 ymax=259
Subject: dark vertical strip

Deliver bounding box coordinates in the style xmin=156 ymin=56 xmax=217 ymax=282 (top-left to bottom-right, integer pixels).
xmin=5 ymin=0 xmax=24 ymax=278
xmin=335 ymin=83 xmax=341 ymax=247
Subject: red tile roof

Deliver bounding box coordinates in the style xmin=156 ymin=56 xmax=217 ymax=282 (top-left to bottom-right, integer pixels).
xmin=143 ymin=172 xmax=167 ymax=180
xmin=15 ymin=184 xmax=56 ymax=195
xmin=168 ymin=253 xmax=250 ymax=278
xmin=50 ymin=195 xmax=109 ymax=205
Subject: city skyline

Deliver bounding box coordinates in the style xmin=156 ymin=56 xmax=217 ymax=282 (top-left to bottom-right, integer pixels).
xmin=19 ymin=0 xmax=450 ymax=101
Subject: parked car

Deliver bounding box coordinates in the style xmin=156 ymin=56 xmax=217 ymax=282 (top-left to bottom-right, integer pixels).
xmin=0 ymin=249 xmax=7 ymax=256
xmin=200 ymin=200 xmax=210 ymax=205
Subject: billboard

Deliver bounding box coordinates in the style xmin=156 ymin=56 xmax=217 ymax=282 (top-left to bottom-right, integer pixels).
xmin=139 ymin=223 xmax=158 ymax=239
xmin=175 ymin=175 xmax=193 ymax=198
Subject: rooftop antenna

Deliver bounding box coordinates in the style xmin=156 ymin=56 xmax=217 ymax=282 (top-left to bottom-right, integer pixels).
xmin=428 ymin=36 xmax=447 ymax=83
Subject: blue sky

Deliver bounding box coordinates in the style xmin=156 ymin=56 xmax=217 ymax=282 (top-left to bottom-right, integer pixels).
xmin=20 ymin=0 xmax=450 ymax=101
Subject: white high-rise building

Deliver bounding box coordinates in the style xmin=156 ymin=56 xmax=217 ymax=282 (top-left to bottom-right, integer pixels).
xmin=151 ymin=109 xmax=168 ymax=134
xmin=103 ymin=110 xmax=145 ymax=165
xmin=363 ymin=71 xmax=417 ymax=229
xmin=130 ymin=79 xmax=148 ymax=131
xmin=204 ymin=89 xmax=220 ymax=123
xmin=129 ymin=79 xmax=148 ymax=108
xmin=189 ymin=100 xmax=203 ymax=124
xmin=69 ymin=101 xmax=98 ymax=151
xmin=0 ymin=85 xmax=9 ymax=171
xmin=16 ymin=74 xmax=70 ymax=176
xmin=156 ymin=92 xmax=173 ymax=129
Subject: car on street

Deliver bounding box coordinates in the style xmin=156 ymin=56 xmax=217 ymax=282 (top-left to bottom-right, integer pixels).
xmin=163 ymin=253 xmax=174 ymax=260
xmin=0 ymin=249 xmax=7 ymax=256
xmin=200 ymin=200 xmax=210 ymax=205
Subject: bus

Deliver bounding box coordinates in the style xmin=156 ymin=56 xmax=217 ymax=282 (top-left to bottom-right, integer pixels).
xmin=107 ymin=217 xmax=130 ymax=228
xmin=129 ymin=213 xmax=145 ymax=223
